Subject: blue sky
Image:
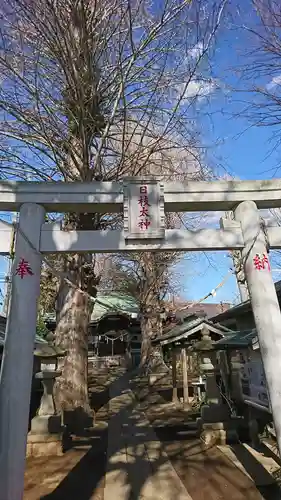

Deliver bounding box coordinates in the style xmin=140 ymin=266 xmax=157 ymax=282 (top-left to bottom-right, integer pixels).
xmin=1 ymin=1 xmax=281 ymax=309
xmin=0 ymin=212 xmax=14 ymax=309
xmin=177 ymin=2 xmax=281 ymax=304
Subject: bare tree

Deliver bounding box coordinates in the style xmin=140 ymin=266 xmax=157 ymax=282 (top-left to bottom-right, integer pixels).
xmin=234 ymin=1 xmax=281 ymax=158
xmin=100 ymin=249 xmax=181 ymax=366
xmin=0 ymin=0 xmax=227 ymax=419
xmin=98 ymin=201 xmax=212 ymax=372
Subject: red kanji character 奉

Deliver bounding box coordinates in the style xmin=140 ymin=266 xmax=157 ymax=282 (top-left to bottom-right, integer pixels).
xmin=138 ymin=219 xmax=151 ymax=230
xmin=140 ymin=185 xmax=148 ymax=194
xmin=139 ymin=206 xmax=149 ymax=218
xmin=15 ymin=258 xmax=34 ymax=279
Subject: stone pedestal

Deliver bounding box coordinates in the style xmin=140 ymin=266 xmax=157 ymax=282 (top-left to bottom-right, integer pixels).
xmin=198 ymin=350 xmax=238 ymax=445
xmin=201 ymin=401 xmax=230 ymax=423
xmin=26 ymin=433 xmax=63 ymax=457
xmin=27 ymin=370 xmax=63 ymax=457
xmin=30 ymin=414 xmax=62 ymax=434
xmin=200 ymin=353 xmax=230 ymax=420
xmin=200 ymin=421 xmax=239 ymax=447
xmin=229 ymin=351 xmax=244 ymax=402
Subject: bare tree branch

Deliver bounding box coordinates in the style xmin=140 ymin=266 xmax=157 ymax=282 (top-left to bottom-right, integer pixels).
xmin=0 ymin=0 xmax=227 ymax=410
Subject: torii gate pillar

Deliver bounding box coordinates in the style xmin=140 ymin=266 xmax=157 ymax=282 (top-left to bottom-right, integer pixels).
xmin=235 ymin=201 xmax=281 ymax=453
xmin=0 ymin=203 xmax=45 ymax=500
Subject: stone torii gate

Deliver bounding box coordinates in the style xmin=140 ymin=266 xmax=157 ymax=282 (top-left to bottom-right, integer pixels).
xmin=1 ymin=177 xmax=281 ymax=498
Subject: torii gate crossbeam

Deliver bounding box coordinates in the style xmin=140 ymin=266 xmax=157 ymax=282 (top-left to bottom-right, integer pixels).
xmin=1 ymin=178 xmax=281 ymax=212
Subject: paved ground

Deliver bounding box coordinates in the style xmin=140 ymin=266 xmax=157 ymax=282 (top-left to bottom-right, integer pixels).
xmin=24 ymin=371 xmax=281 ymax=499
xmin=103 ymin=372 xmax=192 ymax=500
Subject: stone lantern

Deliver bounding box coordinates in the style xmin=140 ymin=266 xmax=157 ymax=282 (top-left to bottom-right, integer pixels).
xmin=194 ymin=326 xmax=223 ymax=411
xmin=26 ymin=333 xmax=66 ymax=457
xmin=194 ymin=326 xmax=234 ymax=446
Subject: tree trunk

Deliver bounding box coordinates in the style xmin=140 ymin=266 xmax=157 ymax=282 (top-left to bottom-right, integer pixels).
xmin=55 ymin=281 xmax=91 ymax=413
xmin=140 ymin=308 xmax=167 ymax=374
xmin=139 ymin=252 xmax=168 ymax=374
xmin=54 ymin=246 xmax=98 ymax=432
xmin=140 ymin=312 xmax=159 ymax=368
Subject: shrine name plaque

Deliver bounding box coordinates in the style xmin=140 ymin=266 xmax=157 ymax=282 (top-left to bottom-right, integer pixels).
xmin=123 ymin=177 xmax=165 ymax=240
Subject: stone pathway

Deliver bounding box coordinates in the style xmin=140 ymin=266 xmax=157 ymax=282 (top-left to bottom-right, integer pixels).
xmin=103 ymin=373 xmax=280 ymax=500
xmin=103 ymin=373 xmax=192 ymax=500
xmin=24 ymin=370 xmax=281 ymax=499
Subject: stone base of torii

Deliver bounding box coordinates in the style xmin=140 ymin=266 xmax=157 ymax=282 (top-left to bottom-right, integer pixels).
xmin=1 ymin=178 xmax=281 ymax=499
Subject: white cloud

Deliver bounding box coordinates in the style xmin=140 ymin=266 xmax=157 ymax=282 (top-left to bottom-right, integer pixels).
xmin=188 ymin=42 xmax=204 ymax=60
xmin=266 ymin=74 xmax=281 ymax=90
xmin=180 ymin=78 xmax=218 ymax=101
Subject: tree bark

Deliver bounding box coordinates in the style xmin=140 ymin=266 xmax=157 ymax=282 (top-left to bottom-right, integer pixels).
xmin=54 ymin=216 xmax=98 ymax=429
xmin=139 ymin=306 xmax=167 ymax=374
xmin=139 ymin=253 xmax=168 ymax=373
xmin=55 ymin=273 xmax=91 ymax=413
xmin=140 ymin=311 xmax=160 ymax=368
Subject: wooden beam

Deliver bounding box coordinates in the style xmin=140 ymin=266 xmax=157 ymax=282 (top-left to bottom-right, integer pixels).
xmin=159 ymin=322 xmax=226 ymax=347
xmin=181 ymin=347 xmax=189 ymax=408
xmin=172 ymin=351 xmax=178 ymax=404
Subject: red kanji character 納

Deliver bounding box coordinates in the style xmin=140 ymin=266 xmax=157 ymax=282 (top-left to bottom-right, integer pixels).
xmin=140 ymin=185 xmax=148 ymax=194
xmin=253 ymin=254 xmax=263 ymax=270
xmin=139 ymin=206 xmax=150 ymax=218
xmin=138 ymin=219 xmax=151 ymax=230
xmin=15 ymin=258 xmax=34 ymax=279
xmin=253 ymin=253 xmax=270 ymax=271
xmin=261 ymin=253 xmax=270 ymax=271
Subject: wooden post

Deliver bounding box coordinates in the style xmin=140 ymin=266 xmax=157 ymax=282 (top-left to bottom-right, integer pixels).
xmin=189 ymin=353 xmax=193 ymax=372
xmin=172 ymin=350 xmax=178 ymax=403
xmin=181 ymin=347 xmax=189 ymax=408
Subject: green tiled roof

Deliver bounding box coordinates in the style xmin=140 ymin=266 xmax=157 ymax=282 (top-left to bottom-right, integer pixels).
xmin=0 ymin=330 xmax=48 ymax=348
xmin=91 ymin=293 xmax=139 ymax=321
xmin=161 ymin=316 xmax=203 ymax=342
xmin=152 ymin=316 xmax=233 ymax=346
xmin=44 ymin=293 xmax=139 ymax=325
xmin=212 ymin=329 xmax=257 ymax=349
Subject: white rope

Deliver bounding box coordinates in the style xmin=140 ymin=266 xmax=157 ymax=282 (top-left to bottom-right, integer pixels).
xmin=175 ymin=270 xmax=233 ymax=313
xmin=103 ymin=331 xmax=129 ymax=342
